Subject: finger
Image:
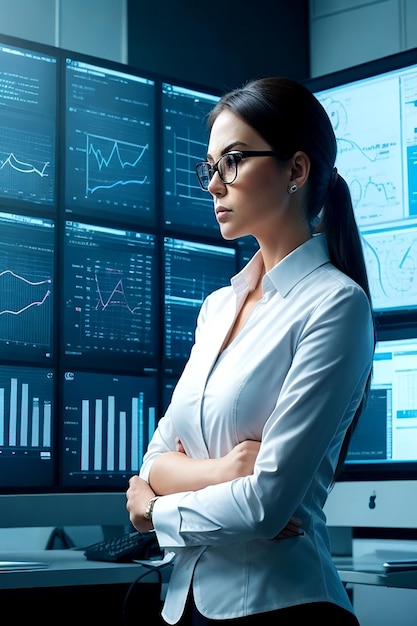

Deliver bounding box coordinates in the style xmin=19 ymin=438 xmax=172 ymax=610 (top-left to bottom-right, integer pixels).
xmin=286 ymin=523 xmax=302 ymax=533
xmin=277 ymin=527 xmax=305 ymax=538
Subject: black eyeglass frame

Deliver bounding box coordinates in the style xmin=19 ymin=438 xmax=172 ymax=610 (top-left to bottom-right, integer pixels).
xmin=195 ymin=150 xmax=279 ymax=191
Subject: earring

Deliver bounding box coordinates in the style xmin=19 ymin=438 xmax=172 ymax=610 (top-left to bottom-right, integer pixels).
xmin=288 ymin=183 xmax=298 ymax=194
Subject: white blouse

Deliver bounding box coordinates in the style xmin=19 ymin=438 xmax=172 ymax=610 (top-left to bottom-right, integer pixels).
xmin=140 ymin=233 xmax=375 ymax=624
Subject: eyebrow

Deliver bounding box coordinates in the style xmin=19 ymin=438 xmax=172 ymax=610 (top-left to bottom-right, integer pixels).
xmin=206 ymin=140 xmax=248 ymax=162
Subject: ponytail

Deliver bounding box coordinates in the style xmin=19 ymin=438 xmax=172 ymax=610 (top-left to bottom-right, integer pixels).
xmin=320 ymin=173 xmax=376 ymax=482
xmin=319 ymin=172 xmax=371 ymax=304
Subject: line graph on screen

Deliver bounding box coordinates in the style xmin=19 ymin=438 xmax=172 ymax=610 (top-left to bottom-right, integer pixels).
xmin=86 ymin=134 xmax=149 ymax=195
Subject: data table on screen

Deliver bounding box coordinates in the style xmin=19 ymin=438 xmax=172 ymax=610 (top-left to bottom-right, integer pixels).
xmin=347 ymin=337 xmax=417 ymax=465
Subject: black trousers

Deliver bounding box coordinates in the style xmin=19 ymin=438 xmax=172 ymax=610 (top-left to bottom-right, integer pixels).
xmin=179 ymin=593 xmax=361 ymax=626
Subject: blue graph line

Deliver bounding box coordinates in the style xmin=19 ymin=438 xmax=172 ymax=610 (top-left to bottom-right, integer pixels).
xmin=86 ymin=136 xmax=149 ymax=194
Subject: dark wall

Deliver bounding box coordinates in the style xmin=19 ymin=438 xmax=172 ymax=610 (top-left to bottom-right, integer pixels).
xmin=128 ymin=0 xmax=309 ymax=93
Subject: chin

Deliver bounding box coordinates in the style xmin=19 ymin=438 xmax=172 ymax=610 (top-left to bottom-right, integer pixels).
xmin=219 ymin=227 xmax=243 ymax=241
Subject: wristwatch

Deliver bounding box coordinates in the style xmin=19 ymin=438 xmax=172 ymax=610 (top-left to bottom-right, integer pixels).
xmin=144 ymin=496 xmax=159 ymax=521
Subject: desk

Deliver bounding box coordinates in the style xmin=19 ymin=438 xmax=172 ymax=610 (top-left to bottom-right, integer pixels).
xmin=0 ymin=548 xmax=167 ymax=589
xmin=335 ymin=556 xmax=417 ymax=589
xmin=2 ymin=549 xmax=417 ymax=590
xmin=334 ymin=554 xmax=417 ymax=626
xmin=0 ymin=549 xmax=171 ymax=625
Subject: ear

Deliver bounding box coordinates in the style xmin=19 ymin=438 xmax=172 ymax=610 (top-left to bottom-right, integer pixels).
xmin=289 ymin=151 xmax=310 ymax=189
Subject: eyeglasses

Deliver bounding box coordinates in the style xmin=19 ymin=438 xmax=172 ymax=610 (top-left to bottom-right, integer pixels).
xmin=195 ymin=150 xmax=278 ymax=191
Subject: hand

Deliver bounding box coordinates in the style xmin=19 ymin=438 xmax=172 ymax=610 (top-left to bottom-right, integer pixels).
xmin=126 ymin=475 xmax=156 ymax=532
xmin=275 ymin=516 xmax=304 ymax=539
xmin=216 ymin=439 xmax=261 ymax=482
xmin=175 ymin=437 xmax=186 ymax=454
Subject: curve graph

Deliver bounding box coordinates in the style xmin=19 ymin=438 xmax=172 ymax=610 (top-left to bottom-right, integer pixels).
xmin=362 ymin=226 xmax=417 ymax=311
xmin=1 ymin=152 xmax=50 ymax=177
xmin=0 ymin=125 xmax=55 ymax=205
xmin=0 ymin=268 xmax=52 ymax=346
xmin=86 ymin=134 xmax=149 ymax=195
xmin=320 ymin=91 xmax=402 ymax=227
xmin=94 ymin=272 xmax=142 ymax=314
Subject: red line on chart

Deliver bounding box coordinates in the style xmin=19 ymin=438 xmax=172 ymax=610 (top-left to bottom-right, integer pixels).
xmin=94 ymin=274 xmax=142 ymax=313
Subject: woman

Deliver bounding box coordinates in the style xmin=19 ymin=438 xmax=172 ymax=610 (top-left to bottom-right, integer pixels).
xmin=126 ymin=76 xmax=375 ymax=625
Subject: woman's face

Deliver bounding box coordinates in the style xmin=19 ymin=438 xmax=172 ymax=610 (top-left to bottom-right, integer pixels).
xmin=206 ymin=108 xmax=293 ymax=242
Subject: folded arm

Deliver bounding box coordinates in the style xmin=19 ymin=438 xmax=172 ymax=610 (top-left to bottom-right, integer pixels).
xmin=148 ymin=438 xmax=260 ymax=495
xmin=127 ymin=438 xmax=302 ymax=537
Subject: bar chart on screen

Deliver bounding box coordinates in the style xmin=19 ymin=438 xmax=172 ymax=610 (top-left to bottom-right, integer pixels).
xmin=61 ymin=370 xmax=157 ymax=488
xmin=0 ymin=364 xmax=54 ymax=488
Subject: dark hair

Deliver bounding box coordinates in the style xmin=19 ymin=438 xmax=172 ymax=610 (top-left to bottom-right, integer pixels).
xmin=208 ymin=76 xmax=376 ymax=481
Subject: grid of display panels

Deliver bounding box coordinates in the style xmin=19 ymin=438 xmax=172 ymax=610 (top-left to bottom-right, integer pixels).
xmin=0 ymin=35 xmax=241 ymax=493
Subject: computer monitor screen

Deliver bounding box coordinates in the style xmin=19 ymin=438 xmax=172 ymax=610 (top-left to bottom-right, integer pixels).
xmin=61 ymin=370 xmax=157 ymax=488
xmin=309 ymin=54 xmax=417 ymax=315
xmin=65 ymin=58 xmax=156 ymax=227
xmin=162 ymin=82 xmax=220 ymax=236
xmin=324 ymin=333 xmax=417 ymax=530
xmin=0 ymin=41 xmax=57 ymax=210
xmin=63 ymin=221 xmax=157 ymax=371
xmin=164 ymin=237 xmax=237 ymax=372
xmin=0 ymin=364 xmax=55 ymax=488
xmin=345 ymin=335 xmax=417 ymax=468
xmin=0 ymin=211 xmax=54 ymax=361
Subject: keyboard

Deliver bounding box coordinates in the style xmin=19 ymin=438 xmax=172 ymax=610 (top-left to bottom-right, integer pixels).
xmin=84 ymin=530 xmax=163 ymax=563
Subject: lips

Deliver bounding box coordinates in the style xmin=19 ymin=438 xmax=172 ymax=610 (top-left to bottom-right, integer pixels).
xmin=215 ymin=206 xmax=232 ymax=221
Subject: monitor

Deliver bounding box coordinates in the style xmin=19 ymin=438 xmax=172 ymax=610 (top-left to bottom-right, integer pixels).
xmin=346 ymin=334 xmax=417 ymax=469
xmin=61 ymin=370 xmax=158 ymax=489
xmin=307 ymin=49 xmax=417 ymax=319
xmin=162 ymin=82 xmax=221 ymax=237
xmin=0 ymin=40 xmax=57 ymax=212
xmin=64 ymin=57 xmax=156 ymax=228
xmin=63 ymin=220 xmax=158 ymax=372
xmin=324 ymin=332 xmax=417 ymax=530
xmin=163 ymin=237 xmax=237 ymax=374
xmin=325 ymin=328 xmax=417 ymax=540
xmin=0 ymin=211 xmax=54 ymax=362
xmin=0 ymin=364 xmax=55 ymax=489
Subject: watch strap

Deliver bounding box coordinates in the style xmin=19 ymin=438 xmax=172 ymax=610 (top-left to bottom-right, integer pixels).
xmin=144 ymin=496 xmax=159 ymax=521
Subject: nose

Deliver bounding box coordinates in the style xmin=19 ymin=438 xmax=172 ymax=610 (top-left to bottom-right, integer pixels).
xmin=207 ymin=170 xmax=226 ymax=196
